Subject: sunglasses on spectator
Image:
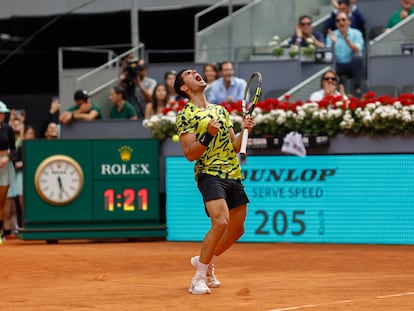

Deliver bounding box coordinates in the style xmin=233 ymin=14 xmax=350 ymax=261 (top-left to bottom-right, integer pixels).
xmin=300 ymin=22 xmax=311 ymax=26
xmin=336 ymin=18 xmax=347 ymax=22
xmin=323 ymin=77 xmax=337 ymax=81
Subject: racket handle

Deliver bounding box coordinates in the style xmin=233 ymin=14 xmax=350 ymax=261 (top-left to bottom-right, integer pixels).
xmin=240 ymin=128 xmax=249 ymax=156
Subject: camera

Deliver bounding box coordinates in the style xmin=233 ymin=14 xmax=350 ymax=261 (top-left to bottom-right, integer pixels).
xmin=122 ymin=60 xmax=140 ymax=90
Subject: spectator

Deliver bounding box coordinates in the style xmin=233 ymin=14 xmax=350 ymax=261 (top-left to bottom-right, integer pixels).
xmin=0 ymin=101 xmax=17 ymax=242
xmin=289 ymin=15 xmax=325 ymax=48
xmin=384 ymin=0 xmax=414 ymax=30
xmin=145 ymin=83 xmax=170 ymax=120
xmin=9 ymin=125 xmax=35 ymax=230
xmin=134 ymin=59 xmax=157 ymax=118
xmin=309 ymin=69 xmax=348 ymax=101
xmin=206 ymin=61 xmax=247 ymax=105
xmin=8 ymin=110 xmax=25 ymax=147
xmin=119 ymin=57 xmax=143 ymax=117
xmin=39 ymin=97 xmax=60 ymax=138
xmin=44 ymin=122 xmax=59 ymax=139
xmin=59 ymin=90 xmax=102 ymax=125
xmin=3 ymin=111 xmax=26 ymax=239
xmin=108 ymin=86 xmax=138 ymax=120
xmin=326 ymin=11 xmax=365 ymax=97
xmin=202 ymin=62 xmax=219 ymax=99
xmin=164 ymin=70 xmax=185 ymax=103
xmin=326 ymin=0 xmax=366 ymax=37
xmin=332 ymin=0 xmax=357 ymax=10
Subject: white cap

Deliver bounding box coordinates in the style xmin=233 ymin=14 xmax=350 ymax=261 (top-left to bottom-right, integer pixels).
xmin=0 ymin=101 xmax=10 ymax=113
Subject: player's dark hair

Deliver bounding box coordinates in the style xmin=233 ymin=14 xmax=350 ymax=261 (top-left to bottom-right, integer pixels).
xmin=174 ymin=69 xmax=190 ymax=99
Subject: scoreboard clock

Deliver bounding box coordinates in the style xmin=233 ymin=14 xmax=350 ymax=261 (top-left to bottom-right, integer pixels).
xmin=21 ymin=139 xmax=166 ymax=241
xmin=34 ymin=154 xmax=84 ymax=206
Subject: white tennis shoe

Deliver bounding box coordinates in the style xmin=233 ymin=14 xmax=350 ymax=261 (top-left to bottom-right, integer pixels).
xmin=190 ymin=255 xmax=221 ymax=288
xmin=188 ymin=275 xmax=211 ymax=295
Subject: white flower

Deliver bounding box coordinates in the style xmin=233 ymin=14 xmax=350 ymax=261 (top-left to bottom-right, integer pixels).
xmin=290 ymin=45 xmax=299 ymax=52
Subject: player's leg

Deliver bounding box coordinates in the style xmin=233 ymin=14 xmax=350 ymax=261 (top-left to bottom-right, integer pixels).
xmin=189 ymin=198 xmax=229 ymax=294
xmin=200 ymin=198 xmax=230 ymax=263
xmin=213 ymin=204 xmax=247 ymax=256
xmin=192 ymin=204 xmax=246 ymax=288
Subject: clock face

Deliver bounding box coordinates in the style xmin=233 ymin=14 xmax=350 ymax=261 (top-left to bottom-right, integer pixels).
xmin=34 ymin=155 xmax=84 ymax=206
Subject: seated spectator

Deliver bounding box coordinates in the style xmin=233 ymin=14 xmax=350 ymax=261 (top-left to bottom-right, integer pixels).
xmin=326 ymin=0 xmax=366 ymax=37
xmin=108 ymin=86 xmax=138 ymax=120
xmin=164 ymin=70 xmax=185 ymax=103
xmin=384 ymin=0 xmax=414 ymax=30
xmin=59 ymin=90 xmax=102 ymax=125
xmin=207 ymin=61 xmax=246 ymax=105
xmin=145 ymin=83 xmax=170 ymax=120
xmin=202 ymin=62 xmax=219 ymax=99
xmin=326 ymin=12 xmax=365 ymax=96
xmin=310 ymin=69 xmax=348 ymax=101
xmin=288 ymin=15 xmax=325 ymax=48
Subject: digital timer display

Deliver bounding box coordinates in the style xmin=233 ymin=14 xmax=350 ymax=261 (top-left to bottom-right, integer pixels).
xmin=94 ymin=180 xmax=159 ymax=221
xmin=104 ymin=188 xmax=148 ymax=212
xmin=166 ymin=155 xmax=414 ymax=245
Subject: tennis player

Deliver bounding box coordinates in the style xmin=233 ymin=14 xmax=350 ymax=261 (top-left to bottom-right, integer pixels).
xmin=174 ymin=69 xmax=255 ymax=295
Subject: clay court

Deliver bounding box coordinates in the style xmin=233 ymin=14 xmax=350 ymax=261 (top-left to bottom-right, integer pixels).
xmin=2 ymin=238 xmax=414 ymax=311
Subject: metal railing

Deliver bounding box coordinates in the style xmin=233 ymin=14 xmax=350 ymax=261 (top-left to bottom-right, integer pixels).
xmin=369 ymin=14 xmax=414 ymax=56
xmin=58 ymin=43 xmax=145 ymax=94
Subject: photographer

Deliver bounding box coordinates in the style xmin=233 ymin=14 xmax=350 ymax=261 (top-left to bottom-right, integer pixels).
xmin=119 ymin=59 xmax=157 ymax=119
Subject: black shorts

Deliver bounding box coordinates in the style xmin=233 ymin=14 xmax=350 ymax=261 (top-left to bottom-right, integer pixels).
xmin=196 ymin=173 xmax=250 ymax=212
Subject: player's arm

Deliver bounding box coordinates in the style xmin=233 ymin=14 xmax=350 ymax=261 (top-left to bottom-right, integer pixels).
xmin=180 ymin=119 xmax=220 ymax=162
xmin=231 ymin=116 xmax=255 ymax=153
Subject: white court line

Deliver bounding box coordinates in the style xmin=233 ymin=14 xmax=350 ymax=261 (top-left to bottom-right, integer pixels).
xmin=377 ymin=292 xmax=414 ymax=298
xmin=267 ymin=292 xmax=414 ymax=311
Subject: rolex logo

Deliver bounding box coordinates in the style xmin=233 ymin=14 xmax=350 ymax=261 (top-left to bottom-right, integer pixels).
xmin=118 ymin=145 xmax=133 ymax=162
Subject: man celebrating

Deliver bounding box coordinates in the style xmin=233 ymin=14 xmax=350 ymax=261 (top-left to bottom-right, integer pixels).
xmin=326 ymin=11 xmax=364 ymax=97
xmin=174 ymin=69 xmax=255 ymax=294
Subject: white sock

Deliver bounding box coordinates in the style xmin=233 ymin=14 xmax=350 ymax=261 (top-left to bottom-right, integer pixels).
xmin=196 ymin=262 xmax=208 ymax=277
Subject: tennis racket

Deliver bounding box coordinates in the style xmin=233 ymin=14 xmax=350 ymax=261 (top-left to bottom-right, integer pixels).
xmin=240 ymin=71 xmax=262 ymax=161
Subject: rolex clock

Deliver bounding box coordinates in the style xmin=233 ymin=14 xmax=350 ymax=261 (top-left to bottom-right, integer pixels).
xmin=34 ymin=154 xmax=84 ymax=206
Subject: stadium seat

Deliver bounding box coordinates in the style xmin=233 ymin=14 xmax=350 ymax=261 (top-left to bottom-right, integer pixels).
xmin=368 ymin=85 xmax=398 ymax=97
xmin=265 ymin=88 xmax=288 ymax=99
xmin=400 ymin=84 xmax=414 ymax=95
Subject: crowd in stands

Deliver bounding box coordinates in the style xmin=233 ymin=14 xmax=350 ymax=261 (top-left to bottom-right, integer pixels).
xmin=284 ymin=0 xmax=414 ymax=98
xmin=0 ymin=0 xmax=413 ymax=241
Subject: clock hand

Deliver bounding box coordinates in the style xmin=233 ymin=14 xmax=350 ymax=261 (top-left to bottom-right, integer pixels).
xmin=57 ymin=176 xmax=64 ymax=199
xmin=57 ymin=176 xmax=63 ymax=190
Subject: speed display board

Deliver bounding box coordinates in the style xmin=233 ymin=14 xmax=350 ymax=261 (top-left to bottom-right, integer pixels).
xmin=166 ymin=154 xmax=414 ymax=244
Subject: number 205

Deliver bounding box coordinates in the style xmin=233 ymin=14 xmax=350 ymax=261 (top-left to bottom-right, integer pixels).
xmin=254 ymin=210 xmax=305 ymax=236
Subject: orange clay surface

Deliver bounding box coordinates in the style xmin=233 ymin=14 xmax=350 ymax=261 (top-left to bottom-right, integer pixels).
xmin=1 ymin=238 xmax=414 ymax=311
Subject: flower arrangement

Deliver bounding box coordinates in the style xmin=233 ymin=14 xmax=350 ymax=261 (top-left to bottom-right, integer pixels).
xmin=142 ymin=92 xmax=414 ymax=140
xmin=301 ymin=37 xmax=316 ymax=58
xmin=268 ymin=35 xmax=316 ymax=60
xmin=268 ymin=35 xmax=285 ymax=57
